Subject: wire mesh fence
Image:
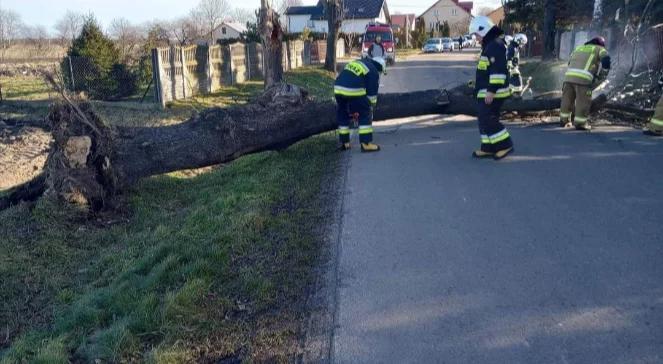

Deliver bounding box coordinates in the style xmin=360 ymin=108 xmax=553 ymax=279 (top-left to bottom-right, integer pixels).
xmin=0 ymin=56 xmax=155 ymax=104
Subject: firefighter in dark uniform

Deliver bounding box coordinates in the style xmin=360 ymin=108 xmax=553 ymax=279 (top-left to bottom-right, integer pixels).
xmin=334 ymin=55 xmax=386 ymax=152
xmin=644 ymin=76 xmax=663 ymax=136
xmin=469 ymin=16 xmax=514 ymax=160
xmin=507 ymin=33 xmax=528 ymax=96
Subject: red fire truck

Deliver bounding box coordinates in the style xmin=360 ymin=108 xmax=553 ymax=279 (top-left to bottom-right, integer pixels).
xmin=361 ymin=22 xmax=396 ymax=65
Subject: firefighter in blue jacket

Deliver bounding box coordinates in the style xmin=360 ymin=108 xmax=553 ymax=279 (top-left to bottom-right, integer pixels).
xmin=469 ymin=16 xmax=514 ymax=160
xmin=334 ymin=55 xmax=386 ymax=152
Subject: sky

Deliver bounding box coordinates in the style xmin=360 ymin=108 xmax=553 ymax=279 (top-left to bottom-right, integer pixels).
xmin=0 ymin=0 xmax=502 ymax=32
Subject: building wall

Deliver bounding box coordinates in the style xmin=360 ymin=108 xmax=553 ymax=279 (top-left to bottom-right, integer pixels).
xmin=419 ymin=0 xmax=472 ymax=36
xmin=287 ymin=15 xmax=312 ymax=33
xmin=215 ymin=25 xmax=242 ymax=40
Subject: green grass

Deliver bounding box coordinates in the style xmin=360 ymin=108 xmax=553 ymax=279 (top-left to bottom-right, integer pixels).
xmin=0 ymin=76 xmax=54 ymax=101
xmin=284 ymin=66 xmax=335 ymax=101
xmin=519 ymin=60 xmax=567 ymax=94
xmin=0 ymin=135 xmax=339 ymax=363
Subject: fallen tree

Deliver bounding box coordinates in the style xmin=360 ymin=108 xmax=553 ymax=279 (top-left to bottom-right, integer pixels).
xmin=0 ymin=84 xmax=610 ymax=211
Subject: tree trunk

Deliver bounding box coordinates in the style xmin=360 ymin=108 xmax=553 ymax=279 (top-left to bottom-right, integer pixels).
xmin=542 ymin=0 xmax=557 ymax=60
xmin=259 ymin=0 xmax=284 ymax=88
xmin=325 ymin=0 xmax=342 ymax=72
xmin=2 ymin=84 xmax=598 ymax=211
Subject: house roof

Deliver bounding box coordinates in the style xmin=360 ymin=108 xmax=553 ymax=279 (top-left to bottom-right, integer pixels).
xmin=342 ymin=0 xmax=387 ymax=19
xmin=419 ymin=0 xmax=473 ymax=18
xmin=285 ymin=5 xmax=324 ymax=17
xmin=222 ymin=21 xmax=247 ymax=33
xmin=391 ymin=14 xmax=415 ymax=28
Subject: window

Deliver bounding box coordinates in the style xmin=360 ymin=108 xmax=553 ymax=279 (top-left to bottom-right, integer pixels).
xmin=222 ymin=27 xmax=227 ymax=35
xmin=452 ymin=9 xmax=458 ymax=16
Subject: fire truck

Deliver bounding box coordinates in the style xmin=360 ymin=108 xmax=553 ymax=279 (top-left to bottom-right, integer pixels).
xmin=361 ymin=22 xmax=396 ymax=65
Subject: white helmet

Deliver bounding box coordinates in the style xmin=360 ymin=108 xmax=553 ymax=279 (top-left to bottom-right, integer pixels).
xmin=371 ymin=56 xmax=387 ymax=74
xmin=504 ymin=35 xmax=514 ymax=44
xmin=469 ymin=16 xmax=494 ymax=38
xmin=514 ymin=33 xmax=528 ymax=46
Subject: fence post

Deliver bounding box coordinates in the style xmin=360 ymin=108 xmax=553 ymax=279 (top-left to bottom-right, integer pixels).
xmin=229 ymin=44 xmax=234 ymax=85
xmin=247 ymin=43 xmax=251 ymax=81
xmin=151 ymin=48 xmax=164 ymax=107
xmin=68 ymin=56 xmax=75 ymax=90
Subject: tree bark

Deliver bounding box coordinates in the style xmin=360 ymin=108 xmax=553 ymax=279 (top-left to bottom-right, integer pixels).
xmin=2 ymin=84 xmax=598 ymax=211
xmin=324 ymin=0 xmax=342 ymax=72
xmin=259 ymin=0 xmax=284 ymax=88
xmin=542 ymin=0 xmax=557 ymax=60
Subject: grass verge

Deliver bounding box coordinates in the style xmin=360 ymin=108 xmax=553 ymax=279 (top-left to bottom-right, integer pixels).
xmin=0 ymin=134 xmax=339 ymax=362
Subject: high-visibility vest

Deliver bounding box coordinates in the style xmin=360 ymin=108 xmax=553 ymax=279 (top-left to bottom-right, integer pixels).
xmin=564 ymin=44 xmax=608 ymax=86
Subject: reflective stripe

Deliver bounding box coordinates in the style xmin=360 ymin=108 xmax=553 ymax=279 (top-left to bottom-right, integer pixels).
xmin=510 ymin=86 xmax=523 ymax=92
xmin=358 ymin=126 xmax=373 ymax=134
xmin=481 ymin=134 xmax=490 ymax=144
xmin=345 ymin=61 xmax=369 ymax=76
xmin=599 ymin=48 xmax=608 ymax=57
xmin=338 ymin=127 xmax=350 ymax=135
xmin=650 ymin=118 xmax=663 ymax=126
xmin=477 ymin=56 xmax=490 ymax=70
xmin=334 ymin=85 xmax=367 ymax=96
xmin=477 ymin=88 xmax=511 ymax=99
xmin=574 ymin=116 xmax=588 ymax=123
xmin=488 ymin=129 xmax=510 ymax=144
xmin=565 ymin=68 xmax=594 ymax=81
xmin=560 ymin=112 xmax=571 ymax=118
xmin=490 ymin=74 xmax=507 ymax=85
xmin=368 ymin=95 xmax=377 ymax=104
xmin=584 ymin=52 xmax=595 ymax=71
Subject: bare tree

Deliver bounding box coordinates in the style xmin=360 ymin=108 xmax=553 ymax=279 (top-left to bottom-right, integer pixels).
xmin=324 ymin=0 xmax=343 ymax=72
xmin=232 ymin=7 xmax=258 ymax=25
xmin=20 ymin=24 xmax=51 ymax=59
xmin=259 ymin=0 xmax=284 ymax=87
xmin=277 ymin=0 xmax=303 ymax=16
xmin=169 ymin=16 xmax=201 ymax=46
xmin=109 ymin=18 xmax=142 ymax=61
xmin=55 ymin=10 xmax=84 ymax=46
xmin=0 ymin=8 xmax=22 ymax=50
xmin=193 ymin=0 xmax=231 ymax=42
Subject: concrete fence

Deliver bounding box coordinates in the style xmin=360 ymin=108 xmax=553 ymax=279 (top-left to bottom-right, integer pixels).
xmin=152 ymin=39 xmax=345 ymax=107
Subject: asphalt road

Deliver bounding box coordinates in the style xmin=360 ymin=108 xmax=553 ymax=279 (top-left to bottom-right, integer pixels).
xmin=331 ymin=51 xmax=663 ymax=363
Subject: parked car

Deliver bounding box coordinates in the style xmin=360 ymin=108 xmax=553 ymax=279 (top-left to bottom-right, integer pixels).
xmin=462 ymin=35 xmax=473 ymax=48
xmin=441 ymin=37 xmax=456 ymax=52
xmin=422 ymin=38 xmax=443 ymax=53
xmin=463 ymin=34 xmax=477 ymax=47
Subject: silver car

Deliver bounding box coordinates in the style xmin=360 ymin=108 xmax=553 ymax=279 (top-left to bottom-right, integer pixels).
xmin=441 ymin=38 xmax=456 ymax=52
xmin=422 ymin=38 xmax=443 ymax=53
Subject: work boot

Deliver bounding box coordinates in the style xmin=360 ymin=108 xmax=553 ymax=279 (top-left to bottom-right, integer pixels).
xmin=361 ymin=143 xmax=381 ymax=153
xmin=561 ymin=121 xmax=573 ymax=128
xmin=575 ymin=123 xmax=591 ymax=131
xmin=493 ymin=147 xmax=514 ymax=160
xmin=472 ymin=150 xmax=493 ymax=158
xmin=338 ymin=142 xmax=352 ymax=151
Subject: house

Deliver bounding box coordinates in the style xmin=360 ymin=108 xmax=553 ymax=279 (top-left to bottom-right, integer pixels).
xmin=391 ymin=14 xmax=416 ymax=32
xmin=486 ymin=6 xmax=505 ymax=27
xmin=213 ymin=21 xmax=247 ymax=40
xmin=284 ymin=0 xmax=391 ymax=34
xmin=418 ymin=0 xmax=473 ymax=36
xmin=285 ymin=6 xmax=327 ymax=33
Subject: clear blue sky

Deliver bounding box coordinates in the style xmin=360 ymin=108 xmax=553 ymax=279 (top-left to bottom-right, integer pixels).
xmin=0 ymin=0 xmax=501 ymax=32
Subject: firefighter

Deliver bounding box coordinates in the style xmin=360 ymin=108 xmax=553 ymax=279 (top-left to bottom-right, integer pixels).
xmin=643 ymin=76 xmax=663 ymax=136
xmin=334 ymin=55 xmax=386 ymax=152
xmin=560 ymin=36 xmax=611 ymax=130
xmin=507 ymin=33 xmax=528 ymax=96
xmin=469 ymin=16 xmax=514 ymax=160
